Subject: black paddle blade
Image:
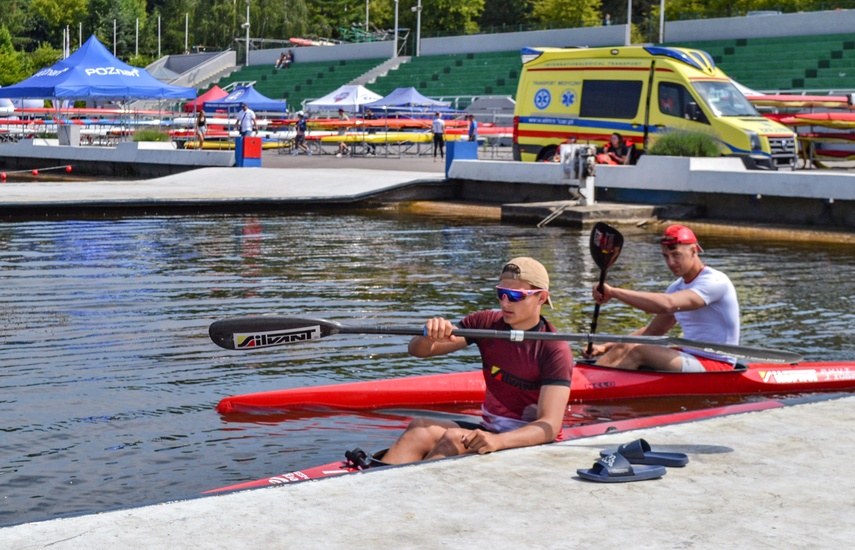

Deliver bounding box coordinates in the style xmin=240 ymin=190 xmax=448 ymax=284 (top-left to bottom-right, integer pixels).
xmin=587 ymin=222 xmax=624 ymax=354
xmin=590 ymin=222 xmax=624 ymax=271
xmin=209 ymin=317 xmax=343 ymax=350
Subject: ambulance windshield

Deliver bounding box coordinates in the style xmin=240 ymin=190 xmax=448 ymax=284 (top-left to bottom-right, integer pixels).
xmin=693 ymin=81 xmax=760 ymax=117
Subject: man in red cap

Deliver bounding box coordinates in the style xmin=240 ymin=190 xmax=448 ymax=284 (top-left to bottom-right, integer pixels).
xmin=586 ymin=224 xmax=740 ymax=372
xmin=381 ymin=257 xmax=574 ymax=464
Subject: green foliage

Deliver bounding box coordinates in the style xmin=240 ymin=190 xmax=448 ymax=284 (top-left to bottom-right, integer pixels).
xmin=479 ymin=0 xmax=536 ymax=29
xmin=126 ymin=53 xmax=156 ymax=68
xmin=428 ymin=0 xmax=487 ymax=34
xmin=30 ymin=0 xmax=89 ymax=30
xmin=0 ymin=50 xmax=31 ymax=86
xmin=664 ymin=0 xmax=835 ymax=19
xmin=649 ymin=130 xmax=721 ymax=157
xmin=0 ymin=0 xmax=848 ymax=65
xmin=532 ymin=0 xmax=603 ymax=27
xmin=0 ymin=26 xmax=31 ymax=85
xmin=0 ymin=25 xmax=16 ymax=54
xmin=30 ymin=42 xmax=62 ymax=70
xmin=370 ymin=0 xmax=487 ymax=38
xmin=133 ymin=128 xmax=171 ymax=142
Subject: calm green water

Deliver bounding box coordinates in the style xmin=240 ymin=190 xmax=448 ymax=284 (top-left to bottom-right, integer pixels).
xmin=0 ymin=212 xmax=853 ymax=526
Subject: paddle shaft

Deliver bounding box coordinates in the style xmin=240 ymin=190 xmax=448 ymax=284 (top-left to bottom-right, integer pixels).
xmin=586 ymin=268 xmax=607 ymax=355
xmin=208 ymin=316 xmax=803 ymax=364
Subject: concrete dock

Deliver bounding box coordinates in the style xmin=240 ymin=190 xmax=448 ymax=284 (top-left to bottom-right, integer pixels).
xmin=0 ymin=155 xmax=445 ymax=213
xmin=0 ymin=153 xmax=671 ymax=226
xmin=1 ymin=394 xmax=852 ymax=548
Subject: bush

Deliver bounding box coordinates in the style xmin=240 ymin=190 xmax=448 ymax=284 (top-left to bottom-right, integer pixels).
xmin=649 ymin=130 xmax=720 ymax=157
xmin=133 ymin=129 xmax=171 ymax=142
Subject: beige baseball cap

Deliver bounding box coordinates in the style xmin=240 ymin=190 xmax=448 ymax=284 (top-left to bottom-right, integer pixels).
xmin=500 ymin=257 xmax=553 ymax=307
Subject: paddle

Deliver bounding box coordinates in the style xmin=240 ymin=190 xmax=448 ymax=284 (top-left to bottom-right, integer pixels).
xmin=586 ymin=222 xmax=624 ymax=355
xmin=208 ymin=316 xmax=803 ymax=364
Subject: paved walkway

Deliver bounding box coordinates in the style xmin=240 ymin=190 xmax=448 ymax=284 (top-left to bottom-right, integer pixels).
xmin=1 ymin=394 xmax=853 ymax=548
xmin=0 ymin=153 xmax=450 ymax=211
xmin=0 ymin=165 xmax=443 ymax=208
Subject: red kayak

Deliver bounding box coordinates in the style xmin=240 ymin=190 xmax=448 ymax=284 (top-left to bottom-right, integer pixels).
xmin=216 ymin=361 xmax=855 ymax=414
xmin=203 ymin=398 xmax=792 ymax=494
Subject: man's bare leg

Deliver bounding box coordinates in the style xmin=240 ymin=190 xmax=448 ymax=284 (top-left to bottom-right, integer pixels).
xmin=382 ymin=418 xmax=460 ymax=464
xmin=596 ymin=343 xmax=684 ymax=371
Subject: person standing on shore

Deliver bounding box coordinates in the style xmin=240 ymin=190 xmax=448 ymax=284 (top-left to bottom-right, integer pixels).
xmin=292 ymin=111 xmax=311 ymax=156
xmin=363 ymin=107 xmax=377 ymax=156
xmin=467 ymin=113 xmax=478 ymax=143
xmin=431 ymin=111 xmax=445 ymax=162
xmin=336 ymin=108 xmax=350 ymax=158
xmin=195 ymin=109 xmax=207 ymax=148
xmin=236 ymin=103 xmax=256 ymax=137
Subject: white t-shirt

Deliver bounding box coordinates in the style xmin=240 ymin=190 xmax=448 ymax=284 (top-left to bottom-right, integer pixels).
xmin=666 ymin=266 xmax=740 ymax=346
xmin=237 ymin=108 xmax=256 ymax=133
xmin=431 ymin=117 xmax=445 ymax=134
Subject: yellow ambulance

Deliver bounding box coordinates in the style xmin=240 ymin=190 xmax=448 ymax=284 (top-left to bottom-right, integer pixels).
xmin=513 ymin=45 xmax=797 ymax=169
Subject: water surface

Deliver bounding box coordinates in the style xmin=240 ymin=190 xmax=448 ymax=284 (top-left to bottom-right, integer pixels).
xmin=1 ymin=212 xmax=853 ymax=526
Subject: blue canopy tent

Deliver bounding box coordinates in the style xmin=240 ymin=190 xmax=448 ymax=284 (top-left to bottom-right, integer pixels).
xmin=362 ymin=87 xmax=455 ymax=113
xmin=0 ymin=35 xmax=195 ymax=100
xmin=204 ymin=86 xmax=287 ymax=113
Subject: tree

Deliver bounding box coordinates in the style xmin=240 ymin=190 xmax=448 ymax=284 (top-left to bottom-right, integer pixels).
xmin=4 ymin=0 xmax=36 ymax=50
xmin=379 ymin=0 xmax=486 ymax=37
xmin=107 ymin=0 xmax=148 ymax=57
xmin=478 ymin=0 xmax=536 ymax=30
xmin=657 ymin=0 xmax=824 ymax=21
xmin=151 ymin=0 xmax=194 ymax=55
xmin=30 ymin=41 xmax=63 ymax=69
xmin=30 ymin=0 xmax=89 ymax=46
xmin=532 ymin=0 xmax=602 ymax=27
xmin=0 ymin=25 xmax=32 ymax=85
xmin=422 ymin=0 xmax=487 ymax=35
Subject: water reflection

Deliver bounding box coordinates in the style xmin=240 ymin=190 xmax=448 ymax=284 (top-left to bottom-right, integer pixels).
xmin=0 ymin=213 xmax=852 ymax=526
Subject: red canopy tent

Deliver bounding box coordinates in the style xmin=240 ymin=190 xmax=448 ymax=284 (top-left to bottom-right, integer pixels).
xmin=183 ymin=85 xmax=228 ymax=112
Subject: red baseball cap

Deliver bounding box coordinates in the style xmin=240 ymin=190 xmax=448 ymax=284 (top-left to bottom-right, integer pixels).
xmin=660 ymin=224 xmax=703 ymax=251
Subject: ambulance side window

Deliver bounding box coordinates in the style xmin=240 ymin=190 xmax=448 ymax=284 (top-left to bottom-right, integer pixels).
xmin=658 ymin=82 xmax=709 ymax=125
xmin=580 ymin=80 xmax=642 ymax=119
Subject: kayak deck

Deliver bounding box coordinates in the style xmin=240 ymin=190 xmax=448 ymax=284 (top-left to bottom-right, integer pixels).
xmin=216 ymin=361 xmax=855 ymax=414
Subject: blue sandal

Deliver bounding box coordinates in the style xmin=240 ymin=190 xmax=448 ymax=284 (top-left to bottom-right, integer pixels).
xmin=600 ymin=439 xmax=689 ymax=467
xmin=577 ymin=452 xmax=667 ymax=483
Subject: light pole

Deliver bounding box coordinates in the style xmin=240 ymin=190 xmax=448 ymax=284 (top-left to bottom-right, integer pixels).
xmin=411 ymin=0 xmax=422 ymax=57
xmin=366 ymin=0 xmax=369 ymax=30
xmin=625 ymin=0 xmax=632 ymax=46
xmin=393 ymin=0 xmax=399 ymax=58
xmin=659 ymin=0 xmax=665 ymax=43
xmin=243 ymin=0 xmax=251 ymax=65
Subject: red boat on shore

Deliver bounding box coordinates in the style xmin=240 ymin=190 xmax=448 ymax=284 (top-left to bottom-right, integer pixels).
xmin=216 ymin=361 xmax=855 ymax=414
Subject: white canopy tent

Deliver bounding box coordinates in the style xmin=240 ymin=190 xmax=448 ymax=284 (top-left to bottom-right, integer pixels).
xmin=305 ymin=85 xmax=382 ymax=114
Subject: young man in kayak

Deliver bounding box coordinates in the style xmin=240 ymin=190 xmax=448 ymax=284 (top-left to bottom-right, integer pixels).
xmin=381 ymin=257 xmax=574 ymax=464
xmin=586 ymin=224 xmax=740 ymax=372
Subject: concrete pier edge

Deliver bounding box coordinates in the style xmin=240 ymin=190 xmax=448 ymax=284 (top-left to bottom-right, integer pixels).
xmin=2 ymin=394 xmax=853 ymax=547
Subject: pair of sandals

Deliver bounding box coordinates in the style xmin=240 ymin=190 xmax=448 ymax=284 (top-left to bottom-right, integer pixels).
xmin=577 ymin=439 xmax=689 ymax=483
